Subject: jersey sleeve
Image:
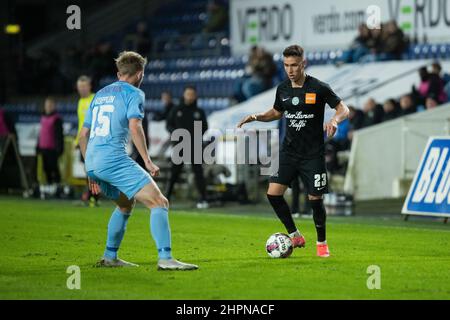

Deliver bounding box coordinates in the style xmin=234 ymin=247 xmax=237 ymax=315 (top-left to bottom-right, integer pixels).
xmin=273 ymin=86 xmax=284 ymax=112
xmin=322 ymin=83 xmax=341 ymax=109
xmin=127 ymin=90 xmax=145 ymax=120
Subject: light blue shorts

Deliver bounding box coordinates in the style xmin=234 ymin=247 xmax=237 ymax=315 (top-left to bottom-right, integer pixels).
xmin=87 ymin=157 xmax=152 ymax=200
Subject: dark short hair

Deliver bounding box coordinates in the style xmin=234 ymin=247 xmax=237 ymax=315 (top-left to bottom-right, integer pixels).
xmin=283 ymin=45 xmax=304 ymax=58
xmin=77 ymin=75 xmax=92 ymax=84
xmin=432 ymin=61 xmax=442 ymax=72
xmin=184 ymin=85 xmax=197 ymax=92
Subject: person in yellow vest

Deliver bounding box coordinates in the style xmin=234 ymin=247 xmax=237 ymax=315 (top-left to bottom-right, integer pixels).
xmin=75 ymin=75 xmax=97 ymax=206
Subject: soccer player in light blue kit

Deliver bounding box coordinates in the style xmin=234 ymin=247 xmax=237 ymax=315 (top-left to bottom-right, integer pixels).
xmin=78 ymin=51 xmax=198 ymax=270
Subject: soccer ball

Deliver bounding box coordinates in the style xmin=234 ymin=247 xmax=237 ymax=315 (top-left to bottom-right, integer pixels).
xmin=266 ymin=233 xmax=293 ymax=258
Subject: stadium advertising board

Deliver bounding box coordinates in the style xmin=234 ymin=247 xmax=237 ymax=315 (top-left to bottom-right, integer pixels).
xmin=402 ymin=137 xmax=450 ymax=218
xmin=230 ymin=0 xmax=304 ymax=55
xmin=231 ymin=0 xmax=450 ymax=54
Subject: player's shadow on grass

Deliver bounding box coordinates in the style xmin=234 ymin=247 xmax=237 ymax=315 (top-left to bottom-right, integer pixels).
xmin=192 ymin=255 xmax=314 ymax=265
xmin=81 ymin=255 xmax=322 ymax=269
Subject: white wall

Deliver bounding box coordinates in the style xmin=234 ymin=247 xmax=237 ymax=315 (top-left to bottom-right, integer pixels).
xmin=344 ymin=103 xmax=450 ymax=200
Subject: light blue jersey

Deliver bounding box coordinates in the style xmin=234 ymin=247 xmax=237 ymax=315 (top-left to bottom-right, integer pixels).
xmin=83 ymin=81 xmax=151 ymax=200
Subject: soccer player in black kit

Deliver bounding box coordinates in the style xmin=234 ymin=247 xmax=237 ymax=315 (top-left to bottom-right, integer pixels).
xmin=238 ymin=45 xmax=349 ymax=257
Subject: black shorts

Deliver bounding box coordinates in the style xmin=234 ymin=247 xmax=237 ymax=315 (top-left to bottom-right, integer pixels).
xmin=269 ymin=152 xmax=329 ymax=196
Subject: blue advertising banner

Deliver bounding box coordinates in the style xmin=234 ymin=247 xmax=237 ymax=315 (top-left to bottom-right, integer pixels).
xmin=402 ymin=137 xmax=450 ymax=217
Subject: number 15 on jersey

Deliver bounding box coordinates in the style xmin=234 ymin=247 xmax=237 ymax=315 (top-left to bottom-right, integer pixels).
xmin=90 ymin=105 xmax=115 ymax=138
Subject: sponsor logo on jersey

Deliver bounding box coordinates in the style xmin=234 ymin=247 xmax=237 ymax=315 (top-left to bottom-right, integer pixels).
xmin=305 ymin=93 xmax=316 ymax=104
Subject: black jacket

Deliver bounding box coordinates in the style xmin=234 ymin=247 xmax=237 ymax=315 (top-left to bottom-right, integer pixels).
xmin=166 ymin=101 xmax=208 ymax=137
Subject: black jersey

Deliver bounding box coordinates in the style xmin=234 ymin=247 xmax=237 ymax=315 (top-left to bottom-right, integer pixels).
xmin=274 ymin=75 xmax=342 ymax=159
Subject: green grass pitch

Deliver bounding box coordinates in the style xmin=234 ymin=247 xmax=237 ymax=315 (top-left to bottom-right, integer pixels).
xmin=1 ymin=197 xmax=449 ymax=300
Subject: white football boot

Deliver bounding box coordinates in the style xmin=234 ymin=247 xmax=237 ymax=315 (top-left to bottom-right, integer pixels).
xmin=157 ymin=258 xmax=198 ymax=271
xmin=95 ymin=258 xmax=139 ymax=268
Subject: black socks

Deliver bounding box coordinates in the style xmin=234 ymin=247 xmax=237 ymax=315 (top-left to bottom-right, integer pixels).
xmin=310 ymin=199 xmax=327 ymax=242
xmin=267 ymin=194 xmax=297 ymax=234
xmin=267 ymin=194 xmax=327 ymax=242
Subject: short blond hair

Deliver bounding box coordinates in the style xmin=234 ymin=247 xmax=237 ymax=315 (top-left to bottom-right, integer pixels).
xmin=115 ymin=51 xmax=147 ymax=76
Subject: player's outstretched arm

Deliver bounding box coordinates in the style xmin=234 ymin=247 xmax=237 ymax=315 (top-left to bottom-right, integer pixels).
xmin=324 ymin=101 xmax=350 ymax=138
xmin=129 ymin=118 xmax=160 ymax=177
xmin=237 ymin=108 xmax=283 ymax=128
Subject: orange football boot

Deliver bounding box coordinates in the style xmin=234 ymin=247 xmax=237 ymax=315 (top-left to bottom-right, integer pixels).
xmin=316 ymin=243 xmax=330 ymax=257
xmin=290 ymin=235 xmax=306 ymax=248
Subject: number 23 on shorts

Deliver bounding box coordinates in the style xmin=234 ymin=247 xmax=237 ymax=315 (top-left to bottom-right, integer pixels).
xmin=314 ymin=173 xmax=327 ymax=188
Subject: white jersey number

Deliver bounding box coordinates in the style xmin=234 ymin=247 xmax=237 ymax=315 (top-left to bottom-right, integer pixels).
xmin=90 ymin=104 xmax=115 ymax=138
xmin=314 ymin=173 xmax=327 ymax=188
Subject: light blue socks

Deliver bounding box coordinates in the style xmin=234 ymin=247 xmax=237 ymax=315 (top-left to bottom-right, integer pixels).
xmin=150 ymin=207 xmax=172 ymax=260
xmin=104 ymin=208 xmax=131 ymax=260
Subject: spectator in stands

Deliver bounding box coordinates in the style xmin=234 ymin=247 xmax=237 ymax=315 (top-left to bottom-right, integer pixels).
xmin=165 ymin=86 xmax=209 ymax=209
xmin=425 ymin=97 xmax=438 ymax=110
xmin=233 ymin=46 xmax=258 ymax=102
xmin=362 ymin=98 xmax=384 ymax=127
xmin=203 ymin=0 xmax=228 ymax=33
xmin=381 ymin=98 xmax=400 ymax=122
xmin=379 ymin=20 xmax=407 ymax=61
xmin=341 ymin=23 xmax=371 ymax=63
xmin=399 ymin=94 xmax=417 ymax=116
xmin=361 ymin=25 xmax=384 ymax=62
xmin=36 ymin=97 xmax=64 ymax=189
xmin=326 ymin=117 xmax=351 ymax=173
xmin=413 ymin=66 xmax=447 ymax=107
xmin=241 ymin=46 xmax=277 ymax=100
xmin=348 ymin=106 xmax=364 ymax=131
xmin=431 ymin=61 xmax=450 ymax=85
xmin=431 ymin=61 xmax=450 ymax=103
xmin=123 ymin=21 xmax=152 ymax=57
xmin=346 ymin=106 xmax=364 ymax=146
xmin=153 ymin=91 xmax=175 ymax=121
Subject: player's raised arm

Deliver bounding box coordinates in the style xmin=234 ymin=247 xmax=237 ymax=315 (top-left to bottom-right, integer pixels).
xmin=237 ymin=108 xmax=283 ymax=128
xmin=324 ymin=101 xmax=350 ymax=138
